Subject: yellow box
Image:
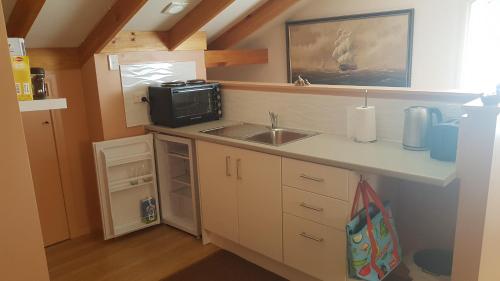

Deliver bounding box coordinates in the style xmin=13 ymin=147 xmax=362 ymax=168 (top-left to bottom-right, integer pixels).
xmin=10 ymin=56 xmax=33 ymax=101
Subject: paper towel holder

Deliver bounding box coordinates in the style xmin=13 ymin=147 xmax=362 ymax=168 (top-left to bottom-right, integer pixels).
xmin=352 ymin=89 xmax=377 ymax=143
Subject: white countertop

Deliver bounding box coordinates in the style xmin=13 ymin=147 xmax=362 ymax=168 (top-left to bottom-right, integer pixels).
xmin=146 ymin=120 xmax=456 ymax=187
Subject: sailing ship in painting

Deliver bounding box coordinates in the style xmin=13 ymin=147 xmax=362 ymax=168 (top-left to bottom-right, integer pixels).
xmin=332 ymin=29 xmax=358 ymax=72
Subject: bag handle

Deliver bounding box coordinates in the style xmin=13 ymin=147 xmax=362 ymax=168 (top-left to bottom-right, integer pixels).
xmin=359 ymin=181 xmax=385 ymax=278
xmin=351 ymin=180 xmax=401 ymax=279
xmin=362 ymin=181 xmax=400 ymax=265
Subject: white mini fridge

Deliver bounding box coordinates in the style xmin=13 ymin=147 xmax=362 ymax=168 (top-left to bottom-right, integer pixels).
xmin=93 ymin=133 xmax=201 ymax=240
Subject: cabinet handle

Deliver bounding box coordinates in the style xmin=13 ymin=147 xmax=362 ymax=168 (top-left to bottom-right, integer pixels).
xmin=299 ymin=202 xmax=324 ymax=212
xmin=225 ymin=156 xmax=231 ymax=177
xmin=299 ymin=232 xmax=324 ymax=242
xmin=236 ymin=159 xmax=242 ymax=180
xmin=300 ymin=174 xmax=325 ymax=182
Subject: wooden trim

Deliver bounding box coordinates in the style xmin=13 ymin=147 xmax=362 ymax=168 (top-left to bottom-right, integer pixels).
xmin=27 ymin=48 xmax=80 ymax=70
xmin=209 ymin=0 xmax=298 ymax=50
xmin=78 ymin=0 xmax=148 ymax=64
xmin=101 ymin=31 xmax=207 ymax=53
xmin=216 ymin=81 xmax=481 ymax=103
xmin=205 ymin=49 xmax=268 ymax=68
xmin=166 ymin=0 xmax=234 ymax=50
xmin=6 ymin=0 xmax=46 ymax=37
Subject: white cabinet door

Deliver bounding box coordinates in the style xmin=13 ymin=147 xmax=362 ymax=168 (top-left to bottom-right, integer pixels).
xmin=196 ymin=141 xmax=239 ymax=242
xmin=93 ymin=134 xmax=160 ymax=240
xmin=236 ymin=148 xmax=283 ymax=262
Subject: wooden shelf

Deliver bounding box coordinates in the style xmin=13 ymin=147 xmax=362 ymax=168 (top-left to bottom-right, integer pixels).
xmin=19 ymin=98 xmax=67 ymax=112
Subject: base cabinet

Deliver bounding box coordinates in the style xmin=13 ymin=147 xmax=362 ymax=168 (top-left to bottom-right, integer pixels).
xmin=197 ymin=141 xmax=283 ymax=261
xmin=198 ymin=141 xmax=353 ymax=280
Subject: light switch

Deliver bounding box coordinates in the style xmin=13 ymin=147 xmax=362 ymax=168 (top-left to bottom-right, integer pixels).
xmin=108 ymin=55 xmax=119 ymax=71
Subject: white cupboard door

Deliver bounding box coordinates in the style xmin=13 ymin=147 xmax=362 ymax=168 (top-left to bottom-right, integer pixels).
xmin=93 ymin=134 xmax=160 ymax=240
xmin=196 ymin=141 xmax=239 ymax=242
xmin=236 ymin=148 xmax=283 ymax=262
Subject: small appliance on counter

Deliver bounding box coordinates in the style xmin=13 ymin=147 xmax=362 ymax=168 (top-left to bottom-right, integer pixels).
xmin=402 ymin=106 xmax=442 ymax=151
xmin=430 ymin=120 xmax=459 ymax=162
xmin=148 ymin=80 xmax=222 ymax=128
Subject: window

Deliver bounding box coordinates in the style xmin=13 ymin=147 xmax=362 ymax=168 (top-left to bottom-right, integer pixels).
xmin=461 ymin=0 xmax=500 ymax=92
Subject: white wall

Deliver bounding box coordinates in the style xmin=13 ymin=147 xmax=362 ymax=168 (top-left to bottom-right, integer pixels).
xmin=208 ymin=0 xmax=472 ymax=90
xmin=222 ymin=89 xmax=464 ymax=142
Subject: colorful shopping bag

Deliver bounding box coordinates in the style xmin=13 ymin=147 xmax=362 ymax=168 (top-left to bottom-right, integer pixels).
xmin=346 ymin=180 xmax=402 ymax=281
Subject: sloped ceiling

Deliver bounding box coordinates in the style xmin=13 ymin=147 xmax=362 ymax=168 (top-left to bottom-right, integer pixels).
xmin=124 ymin=0 xmax=203 ymax=32
xmin=202 ymin=0 xmax=266 ymax=42
xmin=1 ymin=0 xmax=302 ymax=48
xmin=123 ymin=0 xmax=267 ymax=42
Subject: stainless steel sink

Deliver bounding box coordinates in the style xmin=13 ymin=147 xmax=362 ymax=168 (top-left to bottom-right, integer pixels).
xmin=245 ymin=128 xmax=314 ymax=146
xmin=201 ymin=123 xmax=318 ymax=146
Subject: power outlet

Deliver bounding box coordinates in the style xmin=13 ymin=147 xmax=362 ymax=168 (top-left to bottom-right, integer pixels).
xmin=107 ymin=55 xmax=119 ymax=71
xmin=133 ymin=95 xmax=145 ymax=104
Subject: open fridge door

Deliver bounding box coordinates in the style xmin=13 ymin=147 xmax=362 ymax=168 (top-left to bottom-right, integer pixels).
xmin=93 ymin=134 xmax=160 ymax=240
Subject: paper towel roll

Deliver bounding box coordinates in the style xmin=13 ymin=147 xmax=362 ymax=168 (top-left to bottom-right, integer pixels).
xmin=352 ymin=106 xmax=377 ymax=143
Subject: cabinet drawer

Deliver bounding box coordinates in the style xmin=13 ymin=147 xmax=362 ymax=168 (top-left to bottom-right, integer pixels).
xmin=283 ymin=214 xmax=346 ymax=281
xmin=283 ymin=158 xmax=349 ymax=200
xmin=283 ymin=186 xmax=349 ymax=230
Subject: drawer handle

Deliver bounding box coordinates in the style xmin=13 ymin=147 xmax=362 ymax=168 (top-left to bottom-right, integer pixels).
xmin=225 ymin=156 xmax=231 ymax=177
xmin=300 ymin=174 xmax=325 ymax=182
xmin=236 ymin=158 xmax=242 ymax=180
xmin=299 ymin=232 xmax=324 ymax=242
xmin=299 ymin=202 xmax=324 ymax=212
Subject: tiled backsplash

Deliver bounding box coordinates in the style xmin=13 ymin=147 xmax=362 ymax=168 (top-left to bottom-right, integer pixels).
xmin=222 ymin=89 xmax=464 ymax=142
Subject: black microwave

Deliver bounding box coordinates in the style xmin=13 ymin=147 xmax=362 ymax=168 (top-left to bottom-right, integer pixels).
xmin=148 ymin=82 xmax=222 ymax=128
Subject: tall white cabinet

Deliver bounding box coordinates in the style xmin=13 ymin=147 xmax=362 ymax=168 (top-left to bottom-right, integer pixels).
xmin=93 ymin=134 xmax=200 ymax=240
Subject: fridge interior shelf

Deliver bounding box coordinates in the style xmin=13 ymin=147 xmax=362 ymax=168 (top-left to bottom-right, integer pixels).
xmin=110 ymin=174 xmax=154 ymax=187
xmin=172 ymin=174 xmax=190 ymax=186
xmin=168 ymin=152 xmax=189 ymax=159
xmin=171 ymin=186 xmax=192 ymax=198
xmin=105 ymin=152 xmax=152 ymax=167
xmin=114 ymin=220 xmax=157 ymax=237
xmin=109 ymin=176 xmax=154 ymax=193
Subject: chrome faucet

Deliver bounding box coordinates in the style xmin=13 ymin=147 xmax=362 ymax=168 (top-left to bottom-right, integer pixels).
xmin=269 ymin=112 xmax=279 ymax=129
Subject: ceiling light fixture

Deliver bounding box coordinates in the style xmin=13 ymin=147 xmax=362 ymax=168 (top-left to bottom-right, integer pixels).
xmin=161 ymin=1 xmax=189 ymax=15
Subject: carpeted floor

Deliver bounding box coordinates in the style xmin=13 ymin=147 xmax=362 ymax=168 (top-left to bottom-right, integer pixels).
xmin=162 ymin=250 xmax=287 ymax=281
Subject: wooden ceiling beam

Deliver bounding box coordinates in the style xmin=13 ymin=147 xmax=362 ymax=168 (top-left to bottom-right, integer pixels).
xmin=101 ymin=31 xmax=207 ymax=53
xmin=6 ymin=0 xmax=46 ymax=38
xmin=78 ymin=0 xmax=148 ymax=64
xmin=209 ymin=0 xmax=298 ymax=50
xmin=165 ymin=0 xmax=234 ymax=50
xmin=205 ymin=49 xmax=268 ymax=68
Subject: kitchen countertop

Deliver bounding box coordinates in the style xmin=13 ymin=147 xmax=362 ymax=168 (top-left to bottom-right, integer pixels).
xmin=146 ymin=120 xmax=456 ymax=187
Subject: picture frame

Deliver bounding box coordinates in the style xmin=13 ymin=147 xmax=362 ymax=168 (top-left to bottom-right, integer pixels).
xmin=286 ymin=9 xmax=414 ymax=87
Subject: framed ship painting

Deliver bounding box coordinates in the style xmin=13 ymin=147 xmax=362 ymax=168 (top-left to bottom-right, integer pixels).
xmin=286 ymin=9 xmax=414 ymax=87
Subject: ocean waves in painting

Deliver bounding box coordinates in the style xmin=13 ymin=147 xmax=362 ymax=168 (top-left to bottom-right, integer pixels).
xmin=291 ymin=69 xmax=409 ymax=87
